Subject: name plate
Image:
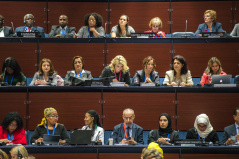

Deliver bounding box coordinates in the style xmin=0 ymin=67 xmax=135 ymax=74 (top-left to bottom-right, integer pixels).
xmin=17 ymin=32 xmax=40 ymax=38
xmin=202 ymin=32 xmax=225 ymax=38
xmin=131 ymin=33 xmax=154 ymax=38
xmin=91 ymin=81 xmax=104 ymax=87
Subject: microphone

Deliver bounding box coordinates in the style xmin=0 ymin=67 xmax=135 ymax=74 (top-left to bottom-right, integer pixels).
xmin=11 ymin=22 xmax=14 ymax=32
xmin=182 ymin=20 xmax=189 ymax=38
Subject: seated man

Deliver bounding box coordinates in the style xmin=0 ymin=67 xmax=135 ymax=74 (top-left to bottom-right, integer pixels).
xmin=15 ymin=14 xmax=45 ymax=38
xmin=48 ymin=15 xmax=76 ymax=38
xmin=110 ymin=108 xmax=144 ymax=145
xmin=222 ymin=107 xmax=239 ymax=145
xmin=0 ymin=14 xmax=13 ymax=37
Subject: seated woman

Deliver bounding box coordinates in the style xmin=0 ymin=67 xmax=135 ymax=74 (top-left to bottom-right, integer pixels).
xmin=194 ymin=10 xmax=226 ymax=37
xmin=231 ymin=23 xmax=239 ymax=37
xmin=99 ymin=55 xmax=131 ymax=86
xmin=64 ymin=56 xmax=93 ymax=86
xmin=0 ymin=57 xmax=26 ymax=86
xmin=29 ymin=58 xmax=57 ymax=86
xmin=145 ymin=17 xmax=166 ymax=38
xmin=0 ymin=112 xmax=27 ymax=145
xmin=163 ymin=55 xmax=193 ymax=86
xmin=77 ymin=13 xmax=105 ymax=38
xmin=148 ymin=113 xmax=179 ymax=145
xmin=186 ymin=113 xmax=219 ymax=144
xmin=111 ymin=14 xmax=135 ymax=38
xmin=132 ymin=56 xmax=160 ymax=85
xmin=30 ymin=107 xmax=69 ymax=145
xmin=81 ymin=110 xmax=104 ymax=145
xmin=10 ymin=145 xmax=35 ymax=159
xmin=0 ymin=149 xmax=8 ymax=159
xmin=200 ymin=57 xmax=227 ymax=86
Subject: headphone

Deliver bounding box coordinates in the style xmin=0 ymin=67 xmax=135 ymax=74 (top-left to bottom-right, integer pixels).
xmin=23 ymin=14 xmax=35 ymax=24
xmin=17 ymin=145 xmax=22 ymax=159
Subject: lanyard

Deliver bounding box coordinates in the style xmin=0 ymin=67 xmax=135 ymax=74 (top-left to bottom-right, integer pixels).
xmin=6 ymin=75 xmax=14 ymax=85
xmin=86 ymin=125 xmax=97 ymax=130
xmin=207 ymin=27 xmax=212 ymax=32
xmin=166 ymin=133 xmax=169 ymax=142
xmin=144 ymin=75 xmax=151 ymax=82
xmin=198 ymin=134 xmax=205 ymax=141
xmin=75 ymin=71 xmax=82 ymax=77
xmin=88 ymin=28 xmax=94 ymax=38
xmin=61 ymin=27 xmax=67 ymax=35
xmin=46 ymin=125 xmax=55 ymax=135
xmin=114 ymin=71 xmax=121 ymax=82
xmin=123 ymin=123 xmax=128 ymax=137
xmin=153 ymin=33 xmax=162 ymax=38
xmin=24 ymin=26 xmax=31 ymax=32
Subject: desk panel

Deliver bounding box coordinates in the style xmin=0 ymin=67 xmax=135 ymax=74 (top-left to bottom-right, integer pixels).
xmin=28 ymin=92 xmax=101 ymax=130
xmin=107 ymin=43 xmax=172 ymax=77
xmin=173 ymin=43 xmax=239 ymax=77
xmin=103 ymin=92 xmax=175 ymax=130
xmin=39 ymin=43 xmax=105 ymax=77
xmin=177 ymin=93 xmax=239 ymax=131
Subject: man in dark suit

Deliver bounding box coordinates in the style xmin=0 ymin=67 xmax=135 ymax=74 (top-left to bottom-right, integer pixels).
xmin=15 ymin=14 xmax=45 ymax=38
xmin=110 ymin=108 xmax=144 ymax=145
xmin=0 ymin=14 xmax=13 ymax=37
xmin=222 ymin=107 xmax=239 ymax=145
xmin=48 ymin=15 xmax=76 ymax=38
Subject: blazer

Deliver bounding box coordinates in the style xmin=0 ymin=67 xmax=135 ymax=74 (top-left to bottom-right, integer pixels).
xmin=15 ymin=26 xmax=45 ymax=38
xmin=29 ymin=72 xmax=57 ymax=86
xmin=3 ymin=26 xmax=13 ymax=37
xmin=163 ymin=70 xmax=194 ymax=86
xmin=230 ymin=23 xmax=239 ymax=37
xmin=200 ymin=71 xmax=227 ymax=86
xmin=99 ymin=66 xmax=131 ymax=85
xmin=110 ymin=123 xmax=144 ymax=145
xmin=132 ymin=69 xmax=160 ymax=86
xmin=64 ymin=70 xmax=93 ymax=86
xmin=48 ymin=25 xmax=76 ymax=38
xmin=77 ymin=26 xmax=105 ymax=38
xmin=0 ymin=126 xmax=27 ymax=145
xmin=148 ymin=129 xmax=179 ymax=144
xmin=222 ymin=124 xmax=237 ymax=143
xmin=194 ymin=22 xmax=226 ymax=37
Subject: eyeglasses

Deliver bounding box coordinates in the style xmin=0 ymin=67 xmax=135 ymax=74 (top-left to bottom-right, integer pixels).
xmin=152 ymin=25 xmax=159 ymax=28
xmin=9 ymin=124 xmax=18 ymax=127
xmin=203 ymin=15 xmax=211 ymax=18
xmin=123 ymin=116 xmax=134 ymax=120
xmin=48 ymin=116 xmax=59 ymax=119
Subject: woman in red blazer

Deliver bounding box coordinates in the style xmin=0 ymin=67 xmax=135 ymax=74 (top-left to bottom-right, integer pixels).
xmin=0 ymin=112 xmax=27 ymax=145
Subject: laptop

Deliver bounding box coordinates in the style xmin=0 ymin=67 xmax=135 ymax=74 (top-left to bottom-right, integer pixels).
xmin=43 ymin=134 xmax=60 ymax=145
xmin=211 ymin=75 xmax=232 ymax=84
xmin=70 ymin=130 xmax=92 ymax=145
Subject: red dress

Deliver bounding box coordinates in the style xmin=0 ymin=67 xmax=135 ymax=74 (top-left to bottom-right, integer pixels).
xmin=0 ymin=126 xmax=27 ymax=145
xmin=200 ymin=71 xmax=227 ymax=86
xmin=144 ymin=30 xmax=167 ymax=38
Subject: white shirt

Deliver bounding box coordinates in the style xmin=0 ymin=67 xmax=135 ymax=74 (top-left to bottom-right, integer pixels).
xmin=82 ymin=125 xmax=104 ymax=145
xmin=0 ymin=27 xmax=4 ymax=37
xmin=235 ymin=123 xmax=239 ymax=134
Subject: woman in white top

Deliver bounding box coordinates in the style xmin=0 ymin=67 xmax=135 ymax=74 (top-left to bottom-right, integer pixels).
xmin=82 ymin=110 xmax=104 ymax=145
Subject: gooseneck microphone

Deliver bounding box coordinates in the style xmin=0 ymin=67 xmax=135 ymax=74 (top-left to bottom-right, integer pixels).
xmin=11 ymin=22 xmax=14 ymax=32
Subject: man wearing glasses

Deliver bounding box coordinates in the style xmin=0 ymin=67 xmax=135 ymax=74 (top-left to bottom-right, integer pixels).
xmin=110 ymin=108 xmax=144 ymax=145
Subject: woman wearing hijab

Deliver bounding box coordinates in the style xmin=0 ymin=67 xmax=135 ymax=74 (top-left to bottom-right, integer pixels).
xmin=81 ymin=110 xmax=104 ymax=144
xmin=186 ymin=113 xmax=219 ymax=144
xmin=148 ymin=113 xmax=179 ymax=145
xmin=30 ymin=107 xmax=69 ymax=144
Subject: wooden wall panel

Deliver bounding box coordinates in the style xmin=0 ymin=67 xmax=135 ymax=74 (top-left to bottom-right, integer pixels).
xmin=235 ymin=0 xmax=239 ymax=27
xmin=107 ymin=43 xmax=172 ymax=77
xmin=0 ymin=93 xmax=27 ymax=129
xmin=48 ymin=2 xmax=108 ymax=33
xmin=31 ymin=153 xmax=97 ymax=159
xmin=0 ymin=43 xmax=37 ymax=77
xmin=39 ymin=43 xmax=105 ymax=77
xmin=28 ymin=92 xmax=101 ymax=130
xmin=171 ymin=1 xmax=233 ymax=33
xmin=173 ymin=43 xmax=239 ymax=77
xmin=103 ymin=93 xmax=175 ymax=130
xmin=110 ymin=2 xmax=170 ymax=34
xmin=0 ymin=2 xmax=46 ymax=32
xmin=177 ymin=93 xmax=239 ymax=131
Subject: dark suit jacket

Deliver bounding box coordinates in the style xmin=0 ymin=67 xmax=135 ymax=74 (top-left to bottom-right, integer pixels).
xmin=64 ymin=70 xmax=93 ymax=86
xmin=15 ymin=26 xmax=45 ymax=38
xmin=222 ymin=124 xmax=237 ymax=143
xmin=110 ymin=123 xmax=144 ymax=144
xmin=194 ymin=22 xmax=226 ymax=37
xmin=3 ymin=26 xmax=13 ymax=37
xmin=132 ymin=69 xmax=160 ymax=86
xmin=48 ymin=25 xmax=76 ymax=38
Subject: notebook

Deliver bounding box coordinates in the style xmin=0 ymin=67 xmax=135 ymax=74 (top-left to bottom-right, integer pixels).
xmin=211 ymin=75 xmax=232 ymax=84
xmin=43 ymin=134 xmax=60 ymax=145
xmin=70 ymin=130 xmax=92 ymax=145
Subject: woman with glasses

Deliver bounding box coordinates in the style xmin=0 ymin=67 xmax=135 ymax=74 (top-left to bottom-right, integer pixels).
xmin=30 ymin=107 xmax=69 ymax=145
xmin=0 ymin=112 xmax=27 ymax=144
xmin=64 ymin=56 xmax=93 ymax=86
xmin=186 ymin=114 xmax=219 ymax=144
xmin=194 ymin=10 xmax=226 ymax=37
xmin=77 ymin=13 xmax=105 ymax=38
xmin=111 ymin=14 xmax=135 ymax=38
xmin=132 ymin=56 xmax=160 ymax=86
xmin=144 ymin=17 xmax=166 ymax=38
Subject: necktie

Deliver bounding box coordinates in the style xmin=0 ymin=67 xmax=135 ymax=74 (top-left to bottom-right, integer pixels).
xmin=127 ymin=127 xmax=130 ymax=137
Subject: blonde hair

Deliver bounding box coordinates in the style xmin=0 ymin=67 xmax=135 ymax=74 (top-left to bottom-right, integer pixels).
xmin=10 ymin=145 xmax=35 ymax=159
xmin=205 ymin=57 xmax=223 ymax=76
xmin=149 ymin=17 xmax=162 ymax=29
xmin=204 ymin=10 xmax=216 ymax=20
xmin=141 ymin=148 xmax=163 ymax=159
xmin=0 ymin=149 xmax=8 ymax=159
xmin=109 ymin=55 xmax=129 ymax=73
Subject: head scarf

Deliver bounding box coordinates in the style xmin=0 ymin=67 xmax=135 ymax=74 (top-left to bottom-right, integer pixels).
xmin=194 ymin=113 xmax=213 ymax=138
xmin=158 ymin=113 xmax=173 ymax=136
xmin=147 ymin=142 xmax=164 ymax=158
xmin=38 ymin=107 xmax=57 ymax=126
